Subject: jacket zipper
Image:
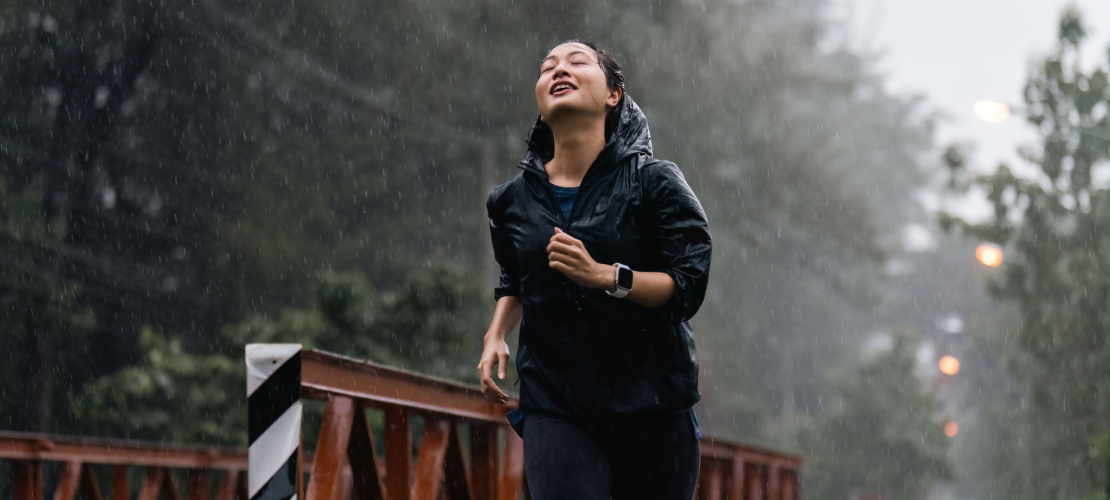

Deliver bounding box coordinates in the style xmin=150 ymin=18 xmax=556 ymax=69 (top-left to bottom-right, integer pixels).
xmin=541 ymin=180 xmax=571 ymax=229
xmin=528 ymin=160 xmax=604 ymax=413
xmin=535 ymin=159 xmax=602 ymax=229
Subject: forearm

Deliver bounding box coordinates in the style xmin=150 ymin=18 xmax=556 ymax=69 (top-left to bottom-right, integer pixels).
xmin=485 ymin=296 xmax=523 ymax=341
xmin=589 ymin=264 xmax=675 ymax=309
xmin=546 ymin=230 xmax=677 ymax=310
xmin=624 ymin=270 xmax=676 ymax=309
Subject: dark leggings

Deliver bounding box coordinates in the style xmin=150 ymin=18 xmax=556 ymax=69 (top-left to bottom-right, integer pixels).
xmin=522 ymin=410 xmax=701 ymax=500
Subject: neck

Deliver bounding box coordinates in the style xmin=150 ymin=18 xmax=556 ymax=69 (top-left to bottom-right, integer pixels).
xmin=544 ymin=113 xmax=607 ymax=187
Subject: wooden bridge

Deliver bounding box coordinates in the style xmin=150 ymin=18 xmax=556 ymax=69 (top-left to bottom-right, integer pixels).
xmin=1 ymin=349 xmax=802 ymax=500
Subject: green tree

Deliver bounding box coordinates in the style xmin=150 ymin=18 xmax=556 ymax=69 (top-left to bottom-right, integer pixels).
xmin=781 ymin=329 xmax=951 ymax=499
xmin=0 ymin=0 xmax=244 ymax=430
xmin=68 ymin=327 xmax=245 ymax=444
xmin=69 ymin=265 xmax=482 ymax=444
xmin=942 ymin=8 xmax=1110 ymax=497
xmin=0 ymin=181 xmax=94 ymax=431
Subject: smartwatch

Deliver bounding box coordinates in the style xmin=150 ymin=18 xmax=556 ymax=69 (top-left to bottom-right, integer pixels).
xmin=607 ymin=263 xmax=633 ymax=299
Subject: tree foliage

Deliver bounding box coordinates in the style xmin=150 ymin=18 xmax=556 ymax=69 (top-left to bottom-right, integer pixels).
xmin=0 ymin=181 xmax=95 ymax=429
xmin=942 ymin=8 xmax=1110 ymax=498
xmin=779 ymin=329 xmax=951 ymax=500
xmin=68 ymin=266 xmax=481 ymax=445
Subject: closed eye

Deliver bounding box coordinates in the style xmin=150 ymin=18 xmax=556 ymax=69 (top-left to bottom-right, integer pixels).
xmin=538 ymin=52 xmax=596 ymax=75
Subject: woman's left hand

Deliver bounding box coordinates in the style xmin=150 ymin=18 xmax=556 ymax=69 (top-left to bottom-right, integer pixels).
xmin=547 ymin=227 xmax=613 ymax=290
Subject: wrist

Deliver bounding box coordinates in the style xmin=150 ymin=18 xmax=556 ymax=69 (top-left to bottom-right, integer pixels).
xmin=595 ymin=263 xmax=617 ymax=291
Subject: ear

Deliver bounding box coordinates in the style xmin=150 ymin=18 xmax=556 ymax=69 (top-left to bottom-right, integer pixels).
xmin=606 ymin=87 xmax=622 ymax=109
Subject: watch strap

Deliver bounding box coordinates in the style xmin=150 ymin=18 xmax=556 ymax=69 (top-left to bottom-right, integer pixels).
xmin=606 ymin=263 xmax=632 ymax=298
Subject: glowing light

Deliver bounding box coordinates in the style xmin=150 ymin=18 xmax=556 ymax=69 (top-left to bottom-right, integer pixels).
xmin=976 ymin=244 xmax=1003 ymax=267
xmin=973 ymin=100 xmax=1011 ymax=124
xmin=944 ymin=421 xmax=959 ymax=437
xmin=939 ymin=356 xmax=961 ymax=375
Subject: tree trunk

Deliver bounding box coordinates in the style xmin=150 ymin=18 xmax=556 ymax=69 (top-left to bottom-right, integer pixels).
xmin=27 ymin=94 xmax=85 ymax=432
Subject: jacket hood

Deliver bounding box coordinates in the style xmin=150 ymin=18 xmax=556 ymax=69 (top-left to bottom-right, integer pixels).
xmin=520 ymin=93 xmax=653 ymax=175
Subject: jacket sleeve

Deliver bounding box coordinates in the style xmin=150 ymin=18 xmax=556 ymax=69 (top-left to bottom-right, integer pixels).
xmin=643 ymin=161 xmax=712 ymax=322
xmin=487 ymin=189 xmax=520 ymax=301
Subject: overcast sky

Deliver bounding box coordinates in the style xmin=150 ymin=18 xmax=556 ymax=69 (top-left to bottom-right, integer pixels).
xmin=831 ymin=0 xmax=1110 ymax=179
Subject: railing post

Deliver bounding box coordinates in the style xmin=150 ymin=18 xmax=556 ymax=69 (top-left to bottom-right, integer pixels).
xmin=781 ymin=471 xmax=797 ymax=500
xmin=497 ymin=430 xmax=524 ymax=500
xmin=111 ymin=465 xmax=130 ymax=500
xmin=15 ymin=460 xmax=43 ymax=500
xmin=700 ymin=459 xmax=722 ymax=500
xmin=187 ymin=471 xmax=210 ymax=500
xmin=137 ymin=468 xmax=165 ymax=500
xmin=469 ymin=425 xmax=498 ymax=500
xmin=246 ymin=344 xmax=303 ymax=500
xmin=768 ymin=466 xmax=781 ymax=500
xmin=306 ymin=396 xmax=355 ymax=500
xmin=411 ymin=418 xmax=451 ymax=499
xmin=747 ymin=465 xmax=764 ymax=500
xmin=383 ymin=407 xmax=411 ymax=500
xmin=53 ymin=461 xmax=83 ymax=500
xmin=730 ymin=455 xmax=745 ymax=500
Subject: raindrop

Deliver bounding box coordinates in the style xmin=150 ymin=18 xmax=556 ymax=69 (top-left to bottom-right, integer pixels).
xmin=94 ymin=86 xmax=111 ymax=108
xmin=45 ymin=86 xmax=62 ymax=107
xmin=937 ymin=316 xmax=964 ymax=334
xmin=101 ymin=186 xmax=117 ymax=208
xmin=41 ymin=16 xmax=57 ymax=33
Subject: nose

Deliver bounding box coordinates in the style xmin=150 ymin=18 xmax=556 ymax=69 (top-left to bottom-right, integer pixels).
xmin=550 ymin=60 xmax=570 ymax=79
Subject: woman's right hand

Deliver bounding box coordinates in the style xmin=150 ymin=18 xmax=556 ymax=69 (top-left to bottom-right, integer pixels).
xmin=478 ymin=296 xmax=522 ymax=406
xmin=478 ymin=335 xmax=511 ymax=405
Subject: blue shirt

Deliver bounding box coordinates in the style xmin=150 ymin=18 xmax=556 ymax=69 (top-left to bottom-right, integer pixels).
xmin=548 ymin=182 xmax=579 ymax=221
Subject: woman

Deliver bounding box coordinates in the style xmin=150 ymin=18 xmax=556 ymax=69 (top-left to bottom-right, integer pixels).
xmin=478 ymin=40 xmax=712 ymax=499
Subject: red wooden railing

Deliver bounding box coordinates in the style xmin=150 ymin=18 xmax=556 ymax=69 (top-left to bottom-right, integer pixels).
xmin=295 ymin=349 xmax=802 ymax=500
xmin=1 ymin=348 xmax=802 ymax=500
xmin=297 ymin=349 xmax=523 ymax=500
xmin=697 ymin=438 xmax=802 ymax=500
xmin=0 ymin=432 xmax=248 ymax=500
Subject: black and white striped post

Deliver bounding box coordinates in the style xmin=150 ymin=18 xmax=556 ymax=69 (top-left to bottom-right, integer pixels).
xmin=247 ymin=344 xmax=303 ymax=500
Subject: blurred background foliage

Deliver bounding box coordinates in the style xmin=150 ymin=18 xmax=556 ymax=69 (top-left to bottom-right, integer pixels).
xmin=0 ymin=0 xmax=1106 ymax=498
xmin=770 ymin=328 xmax=952 ymax=499
xmin=941 ymin=8 xmax=1110 ymax=498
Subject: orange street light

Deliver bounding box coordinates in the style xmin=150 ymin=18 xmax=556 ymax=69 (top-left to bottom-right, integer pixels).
xmin=976 ymin=243 xmax=1003 ymax=267
xmin=944 ymin=421 xmax=959 ymax=437
xmin=939 ymin=355 xmax=960 ymax=375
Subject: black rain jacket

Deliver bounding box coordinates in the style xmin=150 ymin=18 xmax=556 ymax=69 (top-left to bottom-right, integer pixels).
xmin=486 ymin=94 xmax=712 ymax=420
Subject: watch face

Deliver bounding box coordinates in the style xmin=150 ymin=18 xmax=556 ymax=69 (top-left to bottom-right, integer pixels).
xmin=617 ymin=266 xmax=634 ymax=290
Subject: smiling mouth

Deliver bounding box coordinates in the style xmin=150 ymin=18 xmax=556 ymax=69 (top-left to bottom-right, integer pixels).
xmin=550 ymin=83 xmax=575 ymax=95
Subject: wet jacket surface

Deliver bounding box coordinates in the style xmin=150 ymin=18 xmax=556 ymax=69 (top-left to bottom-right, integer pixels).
xmin=486 ymin=95 xmax=712 ymax=421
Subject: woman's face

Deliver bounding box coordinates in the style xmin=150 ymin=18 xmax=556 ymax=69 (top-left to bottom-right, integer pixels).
xmin=535 ymin=43 xmax=621 ymax=124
